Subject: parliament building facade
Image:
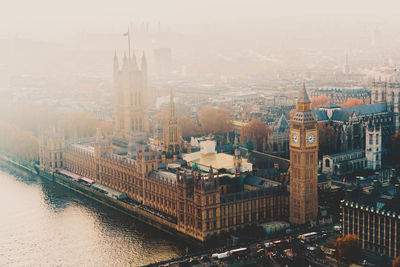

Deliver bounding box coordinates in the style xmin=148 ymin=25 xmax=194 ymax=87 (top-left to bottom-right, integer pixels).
xmin=38 ymin=51 xmax=321 ymax=241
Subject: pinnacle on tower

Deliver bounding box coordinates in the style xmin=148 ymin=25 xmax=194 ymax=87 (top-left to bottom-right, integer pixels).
xmin=298 ymin=80 xmax=310 ymax=103
xmin=122 ymin=52 xmax=128 ymax=69
xmin=130 ymin=35 xmax=138 ymax=69
xmin=114 ymin=50 xmax=119 ymax=65
xmin=169 ymin=88 xmax=176 ymax=120
xmin=141 ymin=51 xmax=147 ymax=71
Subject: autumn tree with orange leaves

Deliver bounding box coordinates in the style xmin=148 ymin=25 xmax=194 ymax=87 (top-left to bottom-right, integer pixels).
xmin=198 ymin=105 xmax=232 ymax=134
xmin=180 ymin=115 xmax=201 ymax=137
xmin=240 ymin=119 xmax=270 ymax=151
xmin=311 ymin=94 xmax=329 ymax=108
xmin=341 ymin=98 xmax=365 ymax=108
xmin=335 ymin=234 xmax=364 ymax=264
xmin=393 ymin=256 xmax=400 ymax=267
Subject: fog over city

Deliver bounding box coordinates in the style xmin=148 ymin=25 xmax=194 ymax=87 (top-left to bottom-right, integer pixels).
xmin=1 ymin=0 xmax=400 ymax=81
xmin=2 ymin=1 xmax=400 ymax=266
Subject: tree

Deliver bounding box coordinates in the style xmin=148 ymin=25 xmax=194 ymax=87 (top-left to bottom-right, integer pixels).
xmin=180 ymin=115 xmax=200 ymax=137
xmin=6 ymin=105 xmax=58 ymax=135
xmin=59 ymin=111 xmax=98 ymax=138
xmin=341 ymin=98 xmax=365 ymax=108
xmin=311 ymin=94 xmax=329 ymax=108
xmin=318 ymin=123 xmax=339 ymax=158
xmin=0 ymin=120 xmax=39 ymax=161
xmin=335 ymin=234 xmax=364 ymax=264
xmin=198 ymin=105 xmax=232 ymax=134
xmin=240 ymin=119 xmax=269 ymax=151
xmin=393 ymin=255 xmax=400 ymax=267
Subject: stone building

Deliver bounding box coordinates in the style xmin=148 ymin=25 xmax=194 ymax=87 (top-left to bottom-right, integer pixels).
xmin=40 ymin=125 xmax=288 ymax=241
xmin=340 ymin=182 xmax=400 ymax=257
xmin=39 ymin=126 xmax=65 ymax=170
xmin=308 ymin=87 xmax=370 ymax=105
xmin=289 ymin=82 xmax=319 ymax=225
xmin=266 ymin=114 xmax=290 ymax=158
xmin=315 ymin=102 xmax=393 ymax=156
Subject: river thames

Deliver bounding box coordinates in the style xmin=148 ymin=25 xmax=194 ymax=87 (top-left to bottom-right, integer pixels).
xmin=0 ymin=167 xmax=189 ymax=266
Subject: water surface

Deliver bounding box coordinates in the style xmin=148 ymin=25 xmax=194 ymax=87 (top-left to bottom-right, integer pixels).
xmin=0 ymin=167 xmax=188 ymax=266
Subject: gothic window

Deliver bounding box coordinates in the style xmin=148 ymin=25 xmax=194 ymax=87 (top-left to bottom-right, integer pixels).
xmin=376 ymin=134 xmax=379 ymax=145
xmin=325 ymin=159 xmax=330 ymax=167
xmin=369 ymin=134 xmax=373 ymax=145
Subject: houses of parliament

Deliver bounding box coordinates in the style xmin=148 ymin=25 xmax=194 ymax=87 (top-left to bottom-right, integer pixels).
xmin=38 ymin=49 xmax=319 ymax=241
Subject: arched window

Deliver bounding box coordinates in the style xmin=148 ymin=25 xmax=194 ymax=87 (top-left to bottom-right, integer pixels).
xmin=325 ymin=159 xmax=330 ymax=167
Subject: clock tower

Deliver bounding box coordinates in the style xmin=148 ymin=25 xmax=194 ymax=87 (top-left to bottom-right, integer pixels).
xmin=289 ymin=81 xmax=318 ymax=225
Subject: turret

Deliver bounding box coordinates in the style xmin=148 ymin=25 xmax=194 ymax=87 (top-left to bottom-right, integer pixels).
xmin=122 ymin=52 xmax=128 ymax=72
xmin=169 ymin=88 xmax=176 ymax=121
xmin=113 ymin=51 xmax=119 ymax=75
xmin=130 ymin=36 xmax=138 ymax=70
xmin=141 ymin=51 xmax=147 ymax=77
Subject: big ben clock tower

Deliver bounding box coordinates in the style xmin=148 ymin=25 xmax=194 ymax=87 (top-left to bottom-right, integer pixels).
xmin=289 ymin=81 xmax=318 ymax=225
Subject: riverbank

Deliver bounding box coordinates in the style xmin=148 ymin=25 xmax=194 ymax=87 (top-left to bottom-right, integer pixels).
xmin=0 ymin=153 xmax=203 ymax=251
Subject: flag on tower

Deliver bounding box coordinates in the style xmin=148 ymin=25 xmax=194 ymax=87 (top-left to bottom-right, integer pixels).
xmin=123 ymin=31 xmax=129 ymax=36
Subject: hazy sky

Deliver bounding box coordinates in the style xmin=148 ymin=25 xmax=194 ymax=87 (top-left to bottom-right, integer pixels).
xmin=1 ymin=0 xmax=399 ymax=39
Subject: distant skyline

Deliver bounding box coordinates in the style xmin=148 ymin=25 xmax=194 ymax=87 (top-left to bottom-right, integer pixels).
xmin=1 ymin=0 xmax=400 ymax=40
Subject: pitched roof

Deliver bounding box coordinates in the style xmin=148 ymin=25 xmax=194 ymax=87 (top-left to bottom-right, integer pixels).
xmin=313 ymin=109 xmax=329 ymax=121
xmin=331 ymin=103 xmax=387 ymax=122
xmin=341 ymin=103 xmax=387 ymax=115
xmin=274 ymin=114 xmax=289 ymax=132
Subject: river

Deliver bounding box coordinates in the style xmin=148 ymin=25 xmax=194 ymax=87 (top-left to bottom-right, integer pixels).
xmin=0 ymin=166 xmax=188 ymax=266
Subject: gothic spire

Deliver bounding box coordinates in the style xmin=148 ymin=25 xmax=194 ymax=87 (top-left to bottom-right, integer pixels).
xmin=141 ymin=51 xmax=147 ymax=73
xmin=298 ymin=80 xmax=310 ymax=103
xmin=130 ymin=34 xmax=138 ymax=69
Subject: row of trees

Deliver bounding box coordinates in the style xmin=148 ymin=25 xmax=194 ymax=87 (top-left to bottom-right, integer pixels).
xmin=0 ymin=120 xmax=39 ymax=161
xmin=0 ymin=105 xmax=116 ymax=161
xmin=154 ymin=104 xmax=233 ymax=138
xmin=240 ymin=119 xmax=270 ymax=151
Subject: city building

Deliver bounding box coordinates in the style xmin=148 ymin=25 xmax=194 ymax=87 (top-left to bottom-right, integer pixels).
xmin=308 ymin=86 xmax=370 ymax=105
xmin=37 ymin=51 xmax=290 ymax=242
xmin=266 ymin=114 xmax=290 ymax=158
xmin=340 ymin=182 xmax=400 ymax=257
xmin=322 ymin=149 xmax=367 ymax=176
xmin=289 ymin=81 xmax=319 ymax=225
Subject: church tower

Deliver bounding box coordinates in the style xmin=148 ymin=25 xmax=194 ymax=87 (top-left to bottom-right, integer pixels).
xmin=164 ymin=88 xmax=182 ymax=154
xmin=289 ymin=81 xmax=319 ymax=225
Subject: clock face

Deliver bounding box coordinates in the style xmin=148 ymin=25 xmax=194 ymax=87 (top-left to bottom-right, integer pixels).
xmin=307 ymin=133 xmax=316 ymax=144
xmin=292 ymin=133 xmax=299 ymax=144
